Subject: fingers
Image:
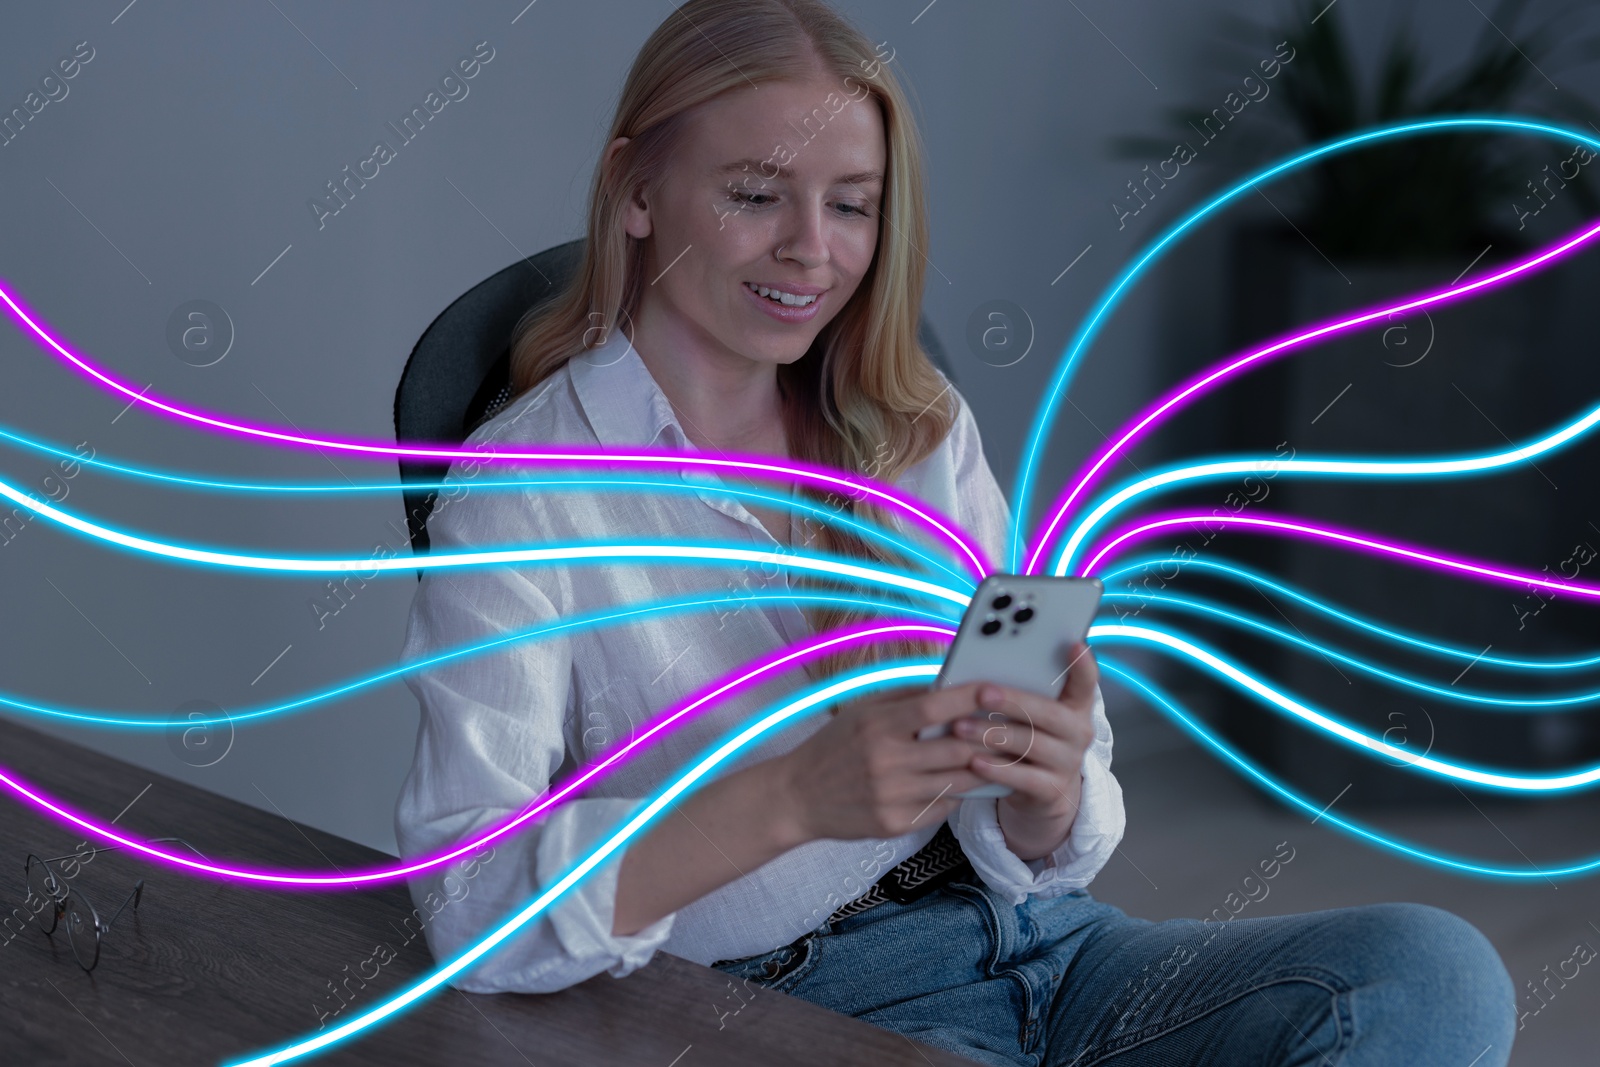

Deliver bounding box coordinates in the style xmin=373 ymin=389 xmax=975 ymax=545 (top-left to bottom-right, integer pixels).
xmin=905 ymin=767 xmax=989 ymax=811
xmin=953 ymin=710 xmax=1073 ymax=771
xmin=967 ymin=683 xmax=1088 ymax=750
xmin=1057 ymin=641 xmax=1100 ymax=708
xmin=969 ymin=754 xmax=1079 ymax=811
xmin=888 ymin=681 xmax=988 ymax=737
xmin=900 ymin=734 xmax=990 ymax=774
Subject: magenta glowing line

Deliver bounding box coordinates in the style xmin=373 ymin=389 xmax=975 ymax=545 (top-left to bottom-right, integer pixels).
xmin=1021 ymin=215 xmax=1600 ymax=576
xmin=0 ymin=620 xmax=955 ymax=890
xmin=1081 ymin=510 xmax=1600 ymax=601
xmin=0 ymin=284 xmax=989 ymax=580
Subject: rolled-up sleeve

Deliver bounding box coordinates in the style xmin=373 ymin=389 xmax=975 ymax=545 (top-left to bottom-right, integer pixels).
xmin=951 ymin=681 xmax=1125 ymax=904
xmin=940 ymin=387 xmax=1127 ymax=903
xmin=393 ymin=485 xmax=675 ymax=994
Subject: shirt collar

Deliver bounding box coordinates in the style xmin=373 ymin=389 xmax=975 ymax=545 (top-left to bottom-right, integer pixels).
xmin=565 ymin=327 xmax=807 ymax=646
xmin=567 ymin=330 xmax=684 ymax=451
xmin=566 ymin=327 xmax=797 ymax=511
xmin=567 ymin=329 xmax=811 ymax=650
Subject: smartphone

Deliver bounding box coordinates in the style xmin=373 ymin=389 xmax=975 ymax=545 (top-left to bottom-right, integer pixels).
xmin=917 ymin=574 xmax=1104 ymax=799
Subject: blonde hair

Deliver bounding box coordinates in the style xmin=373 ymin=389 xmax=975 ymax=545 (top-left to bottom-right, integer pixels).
xmin=509 ymin=0 xmax=958 ymax=684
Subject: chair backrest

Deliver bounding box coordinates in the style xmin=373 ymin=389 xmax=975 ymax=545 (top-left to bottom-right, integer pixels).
xmin=393 ymin=238 xmax=958 ymax=562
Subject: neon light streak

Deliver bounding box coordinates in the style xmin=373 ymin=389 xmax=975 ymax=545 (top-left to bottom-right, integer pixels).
xmin=0 ymin=475 xmax=971 ymax=608
xmin=0 ymin=591 xmax=956 ymax=729
xmin=1100 ymin=555 xmax=1600 ymax=671
xmin=1049 ymin=395 xmax=1600 ymax=576
xmin=1090 ymin=625 xmax=1600 ymax=791
xmin=1096 ymin=657 xmax=1600 ymax=879
xmin=0 ymin=423 xmax=974 ymax=587
xmin=1083 ymin=511 xmax=1600 ymax=602
xmin=9 ymin=112 xmax=1599 ymax=1064
xmin=1010 ymin=116 xmax=1600 ymax=573
xmin=1101 ymin=591 xmax=1600 ymax=707
xmin=0 ymin=285 xmax=990 ymax=579
xmin=224 ymin=649 xmax=1600 ymax=1066
xmin=0 ymin=623 xmax=954 ymax=890
xmin=222 ymin=660 xmax=943 ymax=1067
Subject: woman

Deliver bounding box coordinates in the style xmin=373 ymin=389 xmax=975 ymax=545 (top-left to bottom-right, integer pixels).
xmin=394 ymin=2 xmax=1515 ymax=1063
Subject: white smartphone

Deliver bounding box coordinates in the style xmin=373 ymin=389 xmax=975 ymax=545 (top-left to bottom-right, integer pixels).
xmin=917 ymin=574 xmax=1104 ymax=799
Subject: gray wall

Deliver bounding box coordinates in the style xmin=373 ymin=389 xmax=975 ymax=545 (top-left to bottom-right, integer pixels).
xmin=2 ymin=0 xmax=1596 ymax=855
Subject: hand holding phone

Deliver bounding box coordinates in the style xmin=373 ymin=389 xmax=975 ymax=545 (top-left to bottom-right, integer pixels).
xmin=918 ymin=574 xmax=1103 ymax=799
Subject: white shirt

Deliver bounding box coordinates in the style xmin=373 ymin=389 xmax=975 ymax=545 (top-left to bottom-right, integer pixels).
xmin=392 ymin=332 xmax=1126 ymax=993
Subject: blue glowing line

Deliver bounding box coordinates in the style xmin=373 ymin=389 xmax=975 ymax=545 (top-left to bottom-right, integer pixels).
xmin=0 ymin=423 xmax=972 ymax=589
xmin=222 ymin=660 xmax=941 ymax=1067
xmin=1100 ymin=555 xmax=1600 ymax=671
xmin=1051 ymin=399 xmax=1600 ymax=575
xmin=1095 ymin=657 xmax=1600 ymax=879
xmin=1100 ymin=591 xmax=1600 ymax=708
xmin=0 ymin=475 xmax=972 ymax=608
xmin=0 ymin=591 xmax=957 ymax=729
xmin=18 ymin=114 xmax=1597 ymax=1067
xmin=1010 ymin=114 xmax=1600 ymax=573
xmin=1088 ymin=623 xmax=1600 ymax=791
xmin=227 ymin=644 xmax=1600 ymax=1065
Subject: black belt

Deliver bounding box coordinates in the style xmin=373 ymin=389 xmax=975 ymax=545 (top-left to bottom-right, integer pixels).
xmin=825 ymin=822 xmax=973 ymax=923
xmin=708 ymin=826 xmax=972 ymax=973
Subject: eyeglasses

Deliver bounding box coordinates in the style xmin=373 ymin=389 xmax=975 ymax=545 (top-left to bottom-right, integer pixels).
xmin=23 ymin=837 xmax=196 ymax=973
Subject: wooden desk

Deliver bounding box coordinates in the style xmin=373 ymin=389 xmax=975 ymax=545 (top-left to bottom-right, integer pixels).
xmin=0 ymin=716 xmax=979 ymax=1066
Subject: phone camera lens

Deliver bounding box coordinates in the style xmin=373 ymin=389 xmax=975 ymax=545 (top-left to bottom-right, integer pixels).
xmin=991 ymin=594 xmax=1013 ymax=610
xmin=980 ymin=619 xmax=1003 ymax=636
xmin=1013 ymin=607 xmax=1034 ymax=624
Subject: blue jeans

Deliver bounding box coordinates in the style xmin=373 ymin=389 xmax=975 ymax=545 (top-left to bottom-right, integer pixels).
xmin=710 ymin=868 xmax=1515 ymax=1066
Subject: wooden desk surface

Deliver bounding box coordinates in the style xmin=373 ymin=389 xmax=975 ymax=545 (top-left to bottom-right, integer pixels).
xmin=0 ymin=716 xmax=979 ymax=1066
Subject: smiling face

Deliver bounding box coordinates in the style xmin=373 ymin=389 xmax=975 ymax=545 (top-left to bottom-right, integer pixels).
xmin=617 ymin=74 xmax=887 ymax=373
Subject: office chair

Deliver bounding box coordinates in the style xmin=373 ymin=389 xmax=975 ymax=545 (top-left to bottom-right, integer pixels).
xmin=393 ymin=237 xmax=958 ymax=563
